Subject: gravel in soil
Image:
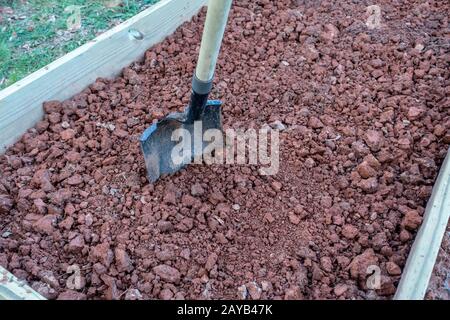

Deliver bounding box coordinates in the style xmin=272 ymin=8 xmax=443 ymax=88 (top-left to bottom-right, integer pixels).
xmin=0 ymin=0 xmax=449 ymax=299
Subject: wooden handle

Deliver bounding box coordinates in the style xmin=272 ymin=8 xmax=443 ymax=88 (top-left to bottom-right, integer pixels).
xmin=195 ymin=0 xmax=233 ymax=82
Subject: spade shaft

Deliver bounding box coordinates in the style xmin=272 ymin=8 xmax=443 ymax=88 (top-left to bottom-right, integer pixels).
xmin=188 ymin=0 xmax=233 ymax=122
xmin=196 ymin=0 xmax=233 ymax=83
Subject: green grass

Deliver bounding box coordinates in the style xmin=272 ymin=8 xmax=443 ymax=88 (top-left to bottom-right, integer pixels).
xmin=0 ymin=0 xmax=159 ymax=89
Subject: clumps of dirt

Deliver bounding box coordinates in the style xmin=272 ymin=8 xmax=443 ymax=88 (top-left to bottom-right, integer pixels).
xmin=0 ymin=0 xmax=449 ymax=300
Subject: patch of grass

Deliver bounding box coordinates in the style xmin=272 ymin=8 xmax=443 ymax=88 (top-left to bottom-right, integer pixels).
xmin=0 ymin=42 xmax=11 ymax=61
xmin=0 ymin=0 xmax=159 ymax=89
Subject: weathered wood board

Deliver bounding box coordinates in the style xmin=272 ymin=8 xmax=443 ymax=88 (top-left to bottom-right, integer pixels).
xmin=394 ymin=151 xmax=450 ymax=300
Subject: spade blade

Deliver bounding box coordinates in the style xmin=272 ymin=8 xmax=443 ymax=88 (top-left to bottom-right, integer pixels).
xmin=139 ymin=100 xmax=222 ymax=183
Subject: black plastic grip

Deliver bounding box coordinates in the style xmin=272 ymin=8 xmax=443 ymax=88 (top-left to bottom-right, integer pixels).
xmin=192 ymin=74 xmax=213 ymax=95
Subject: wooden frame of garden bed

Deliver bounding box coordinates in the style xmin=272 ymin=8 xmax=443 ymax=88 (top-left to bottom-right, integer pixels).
xmin=0 ymin=0 xmax=448 ymax=300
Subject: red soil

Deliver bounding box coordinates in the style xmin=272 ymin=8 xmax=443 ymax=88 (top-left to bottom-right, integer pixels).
xmin=0 ymin=0 xmax=449 ymax=299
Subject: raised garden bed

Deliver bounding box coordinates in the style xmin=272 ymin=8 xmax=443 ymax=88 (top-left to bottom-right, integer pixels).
xmin=0 ymin=0 xmax=449 ymax=300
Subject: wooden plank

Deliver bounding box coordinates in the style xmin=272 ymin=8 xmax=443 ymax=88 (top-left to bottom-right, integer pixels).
xmin=0 ymin=266 xmax=46 ymax=300
xmin=0 ymin=0 xmax=207 ymax=153
xmin=394 ymin=150 xmax=450 ymax=300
